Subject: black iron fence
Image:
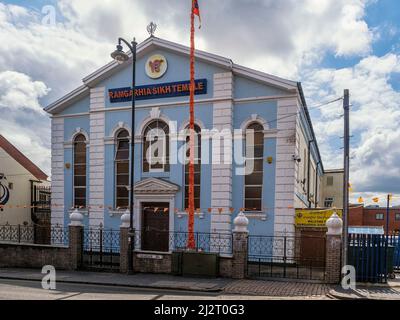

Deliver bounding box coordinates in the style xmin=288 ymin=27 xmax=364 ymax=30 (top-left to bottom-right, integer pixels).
xmin=0 ymin=224 xmax=68 ymax=246
xmin=247 ymin=234 xmax=326 ymax=281
xmin=83 ymin=228 xmax=120 ymax=271
xmin=134 ymin=230 xmax=233 ymax=255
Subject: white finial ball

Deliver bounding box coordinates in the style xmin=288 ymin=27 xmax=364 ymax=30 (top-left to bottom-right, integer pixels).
xmin=326 ymin=211 xmax=343 ymax=235
xmin=234 ymin=211 xmax=249 ymax=233
xmin=70 ymin=208 xmax=84 ymax=226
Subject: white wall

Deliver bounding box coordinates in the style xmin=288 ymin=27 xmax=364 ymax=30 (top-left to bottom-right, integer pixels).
xmin=294 ymin=108 xmax=319 ymax=208
xmin=0 ymin=148 xmax=43 ymax=225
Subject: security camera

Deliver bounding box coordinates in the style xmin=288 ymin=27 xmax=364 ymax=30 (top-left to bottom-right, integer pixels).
xmin=0 ymin=173 xmax=4 ymax=180
xmin=292 ymin=155 xmax=301 ymax=163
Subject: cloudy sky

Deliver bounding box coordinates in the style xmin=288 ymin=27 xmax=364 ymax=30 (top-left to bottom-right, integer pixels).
xmin=0 ymin=0 xmax=399 ymax=206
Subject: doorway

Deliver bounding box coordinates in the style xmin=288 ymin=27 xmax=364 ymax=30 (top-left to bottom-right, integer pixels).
xmin=141 ymin=202 xmax=170 ymax=252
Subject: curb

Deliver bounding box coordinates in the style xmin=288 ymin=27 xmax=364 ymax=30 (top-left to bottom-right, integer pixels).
xmin=328 ymin=289 xmax=369 ymax=300
xmin=0 ymin=275 xmax=224 ymax=294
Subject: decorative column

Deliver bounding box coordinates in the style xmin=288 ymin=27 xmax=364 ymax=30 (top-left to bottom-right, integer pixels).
xmin=50 ymin=118 xmax=65 ymax=227
xmin=232 ymin=211 xmax=249 ymax=279
xmin=325 ymin=211 xmax=343 ymax=284
xmin=120 ymin=210 xmax=132 ymax=274
xmin=89 ymin=87 xmax=106 ymax=227
xmin=69 ymin=209 xmax=84 ymax=270
xmin=210 ymin=72 xmax=234 ymax=234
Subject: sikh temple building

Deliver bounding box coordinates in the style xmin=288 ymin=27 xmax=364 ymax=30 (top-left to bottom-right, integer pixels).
xmin=45 ymin=36 xmax=332 ymax=249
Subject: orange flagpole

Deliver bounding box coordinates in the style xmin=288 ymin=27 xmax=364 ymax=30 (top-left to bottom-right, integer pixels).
xmin=187 ymin=0 xmax=196 ymax=250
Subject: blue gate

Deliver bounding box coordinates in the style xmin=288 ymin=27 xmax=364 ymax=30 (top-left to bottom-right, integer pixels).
xmin=348 ymin=234 xmax=395 ymax=283
xmin=388 ymin=235 xmax=400 ymax=272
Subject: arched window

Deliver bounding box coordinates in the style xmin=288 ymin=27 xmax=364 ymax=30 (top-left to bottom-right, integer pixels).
xmin=184 ymin=124 xmax=201 ymax=210
xmin=244 ymin=123 xmax=264 ymax=212
xmin=143 ymin=120 xmax=170 ymax=172
xmin=73 ymin=134 xmax=87 ymax=208
xmin=115 ymin=130 xmax=130 ymax=209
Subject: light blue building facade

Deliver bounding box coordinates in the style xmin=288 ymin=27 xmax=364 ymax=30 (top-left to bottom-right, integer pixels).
xmin=46 ymin=37 xmax=324 ymax=250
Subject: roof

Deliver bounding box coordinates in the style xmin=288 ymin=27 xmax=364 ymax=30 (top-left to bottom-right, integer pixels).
xmin=0 ymin=135 xmax=48 ymax=181
xmin=297 ymin=83 xmax=324 ymax=173
xmin=45 ymin=36 xmax=299 ymax=114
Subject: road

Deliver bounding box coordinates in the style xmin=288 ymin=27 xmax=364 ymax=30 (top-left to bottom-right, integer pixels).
xmin=0 ymin=279 xmax=332 ymax=300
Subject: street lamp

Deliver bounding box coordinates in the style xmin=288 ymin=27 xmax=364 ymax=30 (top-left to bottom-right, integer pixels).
xmin=111 ymin=37 xmax=137 ymax=274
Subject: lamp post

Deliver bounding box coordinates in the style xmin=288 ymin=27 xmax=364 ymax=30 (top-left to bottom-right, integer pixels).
xmin=111 ymin=37 xmax=137 ymax=274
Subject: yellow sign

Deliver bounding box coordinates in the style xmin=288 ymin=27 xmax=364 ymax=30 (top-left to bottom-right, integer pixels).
xmin=295 ymin=209 xmax=343 ymax=227
xmin=146 ymin=54 xmax=168 ymax=79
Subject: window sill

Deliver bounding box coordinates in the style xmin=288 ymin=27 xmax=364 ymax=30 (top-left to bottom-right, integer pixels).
xmin=176 ymin=211 xmax=205 ymax=219
xmin=243 ymin=212 xmax=268 ymax=221
xmin=109 ymin=209 xmax=128 ymax=217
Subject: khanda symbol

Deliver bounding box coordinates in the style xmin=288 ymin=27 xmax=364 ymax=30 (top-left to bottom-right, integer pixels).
xmin=0 ymin=180 xmax=10 ymax=207
xmin=149 ymin=59 xmax=164 ymax=74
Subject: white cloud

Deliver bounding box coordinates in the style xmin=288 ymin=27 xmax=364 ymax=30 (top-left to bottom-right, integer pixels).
xmin=0 ymin=70 xmax=51 ymax=175
xmin=56 ymin=0 xmax=373 ymax=79
xmin=0 ymin=2 xmax=111 ymax=102
xmin=0 ymin=71 xmax=49 ymax=112
xmin=305 ymin=53 xmax=400 ymax=194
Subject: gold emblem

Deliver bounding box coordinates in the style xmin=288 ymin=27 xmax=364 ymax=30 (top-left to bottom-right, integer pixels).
xmin=146 ymin=54 xmax=168 ymax=79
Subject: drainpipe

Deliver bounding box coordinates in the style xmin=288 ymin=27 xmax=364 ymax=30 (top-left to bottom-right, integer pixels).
xmin=307 ymin=139 xmax=314 ymax=208
xmin=315 ymin=161 xmax=321 ymax=208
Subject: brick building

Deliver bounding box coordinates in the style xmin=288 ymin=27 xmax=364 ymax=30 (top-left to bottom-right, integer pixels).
xmin=349 ymin=205 xmax=400 ymax=234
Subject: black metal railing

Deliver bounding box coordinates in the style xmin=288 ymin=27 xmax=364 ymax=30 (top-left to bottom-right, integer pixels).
xmin=134 ymin=230 xmax=233 ymax=255
xmin=0 ymin=224 xmax=69 ymax=246
xmin=247 ymin=234 xmax=326 ymax=281
xmin=0 ymin=225 xmax=35 ymax=244
xmin=83 ymin=228 xmax=120 ymax=271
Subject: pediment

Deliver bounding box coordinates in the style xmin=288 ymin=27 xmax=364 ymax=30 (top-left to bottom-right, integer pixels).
xmin=134 ymin=178 xmax=180 ymax=194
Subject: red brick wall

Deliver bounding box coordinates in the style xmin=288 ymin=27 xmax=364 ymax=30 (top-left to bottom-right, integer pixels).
xmin=349 ymin=206 xmax=364 ymax=226
xmin=349 ymin=206 xmax=400 ymax=234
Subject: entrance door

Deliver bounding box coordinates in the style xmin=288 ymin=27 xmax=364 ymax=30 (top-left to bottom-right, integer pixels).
xmin=141 ymin=202 xmax=170 ymax=252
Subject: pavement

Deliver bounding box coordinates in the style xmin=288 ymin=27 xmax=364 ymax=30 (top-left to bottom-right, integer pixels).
xmin=0 ymin=268 xmax=231 ymax=293
xmin=329 ymin=277 xmax=400 ymax=300
xmin=0 ymin=268 xmax=333 ymax=299
xmin=1 ymin=268 xmax=400 ymax=299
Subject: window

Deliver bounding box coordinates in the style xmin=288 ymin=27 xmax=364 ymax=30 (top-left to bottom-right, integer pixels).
xmin=143 ymin=120 xmax=170 ymax=172
xmin=376 ymin=213 xmax=384 ymax=220
xmin=115 ymin=130 xmax=130 ymax=209
xmin=327 ymin=176 xmax=334 ymax=186
xmin=395 ymin=213 xmax=400 ymax=221
xmin=184 ymin=124 xmax=201 ymax=210
xmin=324 ymin=197 xmax=334 ymax=208
xmin=244 ymin=123 xmax=264 ymax=212
xmin=73 ymin=134 xmax=87 ymax=208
